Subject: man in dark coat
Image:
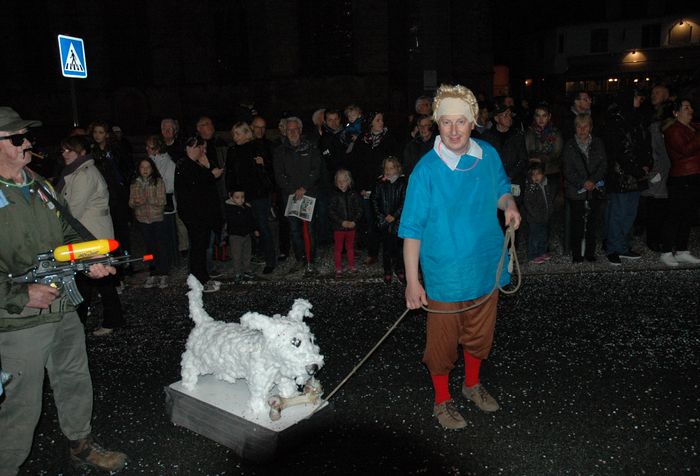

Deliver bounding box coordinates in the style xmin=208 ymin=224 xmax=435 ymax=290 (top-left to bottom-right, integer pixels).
xmin=602 ymin=89 xmax=652 ymax=265
xmin=482 ymin=99 xmax=528 ymax=202
xmin=315 ymin=109 xmax=346 ymax=246
xmin=402 ymin=115 xmax=434 ymax=176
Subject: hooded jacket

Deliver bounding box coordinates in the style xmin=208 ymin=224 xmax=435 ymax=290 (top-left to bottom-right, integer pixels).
xmin=273 ymin=137 xmax=322 ymax=197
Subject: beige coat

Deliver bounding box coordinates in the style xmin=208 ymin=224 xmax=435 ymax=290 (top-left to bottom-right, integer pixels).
xmin=62 ymin=158 xmax=115 ymax=239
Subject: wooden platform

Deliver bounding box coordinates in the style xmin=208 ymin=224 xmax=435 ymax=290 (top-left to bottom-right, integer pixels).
xmin=164 ymin=376 xmax=332 ymax=462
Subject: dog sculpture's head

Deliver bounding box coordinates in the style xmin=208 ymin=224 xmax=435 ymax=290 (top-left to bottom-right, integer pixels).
xmin=240 ymin=299 xmax=324 ymax=385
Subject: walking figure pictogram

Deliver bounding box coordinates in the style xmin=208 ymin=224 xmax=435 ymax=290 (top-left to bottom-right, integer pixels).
xmin=65 ymin=44 xmax=84 ymax=72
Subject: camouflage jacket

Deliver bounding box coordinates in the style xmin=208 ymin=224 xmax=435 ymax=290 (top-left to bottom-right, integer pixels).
xmin=0 ymin=169 xmax=80 ymax=332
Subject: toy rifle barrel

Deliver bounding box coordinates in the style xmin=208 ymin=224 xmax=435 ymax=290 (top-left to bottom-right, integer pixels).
xmin=72 ymin=253 xmax=154 ymax=272
xmin=8 ymin=252 xmax=154 ymax=306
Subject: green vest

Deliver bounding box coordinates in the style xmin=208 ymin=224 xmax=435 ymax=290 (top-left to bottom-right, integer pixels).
xmin=0 ymin=172 xmax=80 ymax=331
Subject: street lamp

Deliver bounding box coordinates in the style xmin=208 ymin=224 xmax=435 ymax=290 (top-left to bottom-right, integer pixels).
xmin=668 ymin=19 xmax=693 ymax=45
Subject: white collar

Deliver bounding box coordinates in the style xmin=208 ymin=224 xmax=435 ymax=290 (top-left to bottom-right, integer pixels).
xmin=433 ymin=136 xmax=483 ymax=171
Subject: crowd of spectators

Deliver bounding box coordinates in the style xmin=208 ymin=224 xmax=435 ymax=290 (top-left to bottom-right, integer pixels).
xmin=26 ymin=82 xmax=700 ymax=310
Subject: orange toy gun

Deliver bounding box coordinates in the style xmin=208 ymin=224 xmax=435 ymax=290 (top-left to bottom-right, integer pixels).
xmin=8 ymin=240 xmax=153 ymax=306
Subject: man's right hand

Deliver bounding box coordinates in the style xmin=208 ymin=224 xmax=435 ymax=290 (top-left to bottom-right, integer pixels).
xmin=405 ymin=280 xmax=428 ymax=310
xmin=27 ymin=283 xmax=60 ymax=309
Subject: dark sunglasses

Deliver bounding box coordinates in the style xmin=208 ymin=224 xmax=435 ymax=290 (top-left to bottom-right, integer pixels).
xmin=185 ymin=136 xmax=205 ymax=147
xmin=0 ymin=131 xmax=34 ymax=147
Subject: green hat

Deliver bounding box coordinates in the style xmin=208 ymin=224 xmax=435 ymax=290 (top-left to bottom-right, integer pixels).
xmin=0 ymin=107 xmax=41 ymax=133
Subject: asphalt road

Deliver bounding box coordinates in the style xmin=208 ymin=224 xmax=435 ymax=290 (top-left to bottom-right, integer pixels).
xmin=16 ymin=264 xmax=699 ymax=475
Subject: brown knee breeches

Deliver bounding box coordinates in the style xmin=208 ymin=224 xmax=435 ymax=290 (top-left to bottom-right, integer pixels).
xmin=422 ymin=292 xmax=499 ymax=375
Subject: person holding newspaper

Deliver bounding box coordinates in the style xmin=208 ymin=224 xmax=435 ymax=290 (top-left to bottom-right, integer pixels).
xmin=273 ymin=117 xmax=322 ymax=274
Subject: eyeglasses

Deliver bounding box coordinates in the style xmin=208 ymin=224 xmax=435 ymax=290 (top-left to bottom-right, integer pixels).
xmin=185 ymin=136 xmax=205 ymax=147
xmin=0 ymin=131 xmax=34 ymax=147
xmin=62 ymin=148 xmax=75 ymax=154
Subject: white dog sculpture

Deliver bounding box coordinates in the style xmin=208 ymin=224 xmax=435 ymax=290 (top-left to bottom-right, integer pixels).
xmin=181 ymin=275 xmax=325 ymax=417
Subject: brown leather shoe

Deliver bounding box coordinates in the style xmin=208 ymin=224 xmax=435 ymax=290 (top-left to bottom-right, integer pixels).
xmin=433 ymin=400 xmax=467 ymax=430
xmin=70 ymin=435 xmax=127 ymax=472
xmin=363 ymin=256 xmax=377 ymax=265
xmin=462 ymin=383 xmax=500 ymax=412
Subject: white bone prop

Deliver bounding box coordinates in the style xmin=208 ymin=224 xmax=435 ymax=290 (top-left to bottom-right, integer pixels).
xmin=268 ymin=379 xmax=323 ymax=421
xmin=182 ymin=275 xmax=325 ymax=418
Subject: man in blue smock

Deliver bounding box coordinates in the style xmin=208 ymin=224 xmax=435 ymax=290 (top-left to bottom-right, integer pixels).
xmin=399 ymin=85 xmax=521 ymax=430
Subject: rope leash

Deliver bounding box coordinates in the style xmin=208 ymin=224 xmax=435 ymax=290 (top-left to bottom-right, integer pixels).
xmin=310 ymin=224 xmax=520 ymax=416
xmin=317 ymin=307 xmax=412 ymax=409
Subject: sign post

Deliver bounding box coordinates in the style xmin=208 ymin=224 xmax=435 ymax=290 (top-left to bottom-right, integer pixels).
xmin=57 ymin=35 xmax=88 ymax=127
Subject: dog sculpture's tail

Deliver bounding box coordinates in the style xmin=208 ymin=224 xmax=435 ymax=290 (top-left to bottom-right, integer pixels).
xmin=186 ymin=275 xmax=214 ymax=326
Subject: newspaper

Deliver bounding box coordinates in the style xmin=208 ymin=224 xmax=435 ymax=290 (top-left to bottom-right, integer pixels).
xmin=284 ymin=194 xmax=316 ymax=222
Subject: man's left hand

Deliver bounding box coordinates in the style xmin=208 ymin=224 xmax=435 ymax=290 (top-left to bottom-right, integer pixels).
xmin=504 ymin=200 xmax=521 ymax=230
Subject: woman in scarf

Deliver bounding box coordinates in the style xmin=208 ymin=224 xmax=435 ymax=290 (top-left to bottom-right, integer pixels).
xmin=225 ymin=121 xmax=276 ymax=274
xmin=350 ymin=111 xmax=399 ymax=265
xmin=56 ymin=135 xmax=125 ymax=336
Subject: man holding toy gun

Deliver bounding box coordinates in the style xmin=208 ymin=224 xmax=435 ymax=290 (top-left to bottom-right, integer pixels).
xmin=0 ymin=108 xmax=127 ymax=474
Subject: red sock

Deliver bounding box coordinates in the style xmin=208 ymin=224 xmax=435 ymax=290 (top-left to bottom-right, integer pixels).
xmin=431 ymin=375 xmax=451 ymax=404
xmin=464 ymin=352 xmax=481 ymax=387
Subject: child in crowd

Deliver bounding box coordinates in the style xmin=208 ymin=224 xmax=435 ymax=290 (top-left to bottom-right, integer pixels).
xmin=224 ymin=190 xmax=259 ymax=283
xmin=328 ymin=169 xmax=363 ymax=276
xmin=373 ymin=156 xmax=407 ymax=283
xmin=523 ymin=162 xmax=556 ymax=264
xmin=129 ymin=157 xmax=169 ymax=288
xmin=340 ymin=104 xmax=363 ymax=148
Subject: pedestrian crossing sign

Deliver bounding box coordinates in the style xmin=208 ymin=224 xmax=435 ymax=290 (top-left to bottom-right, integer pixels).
xmin=57 ymin=34 xmax=88 ymax=79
